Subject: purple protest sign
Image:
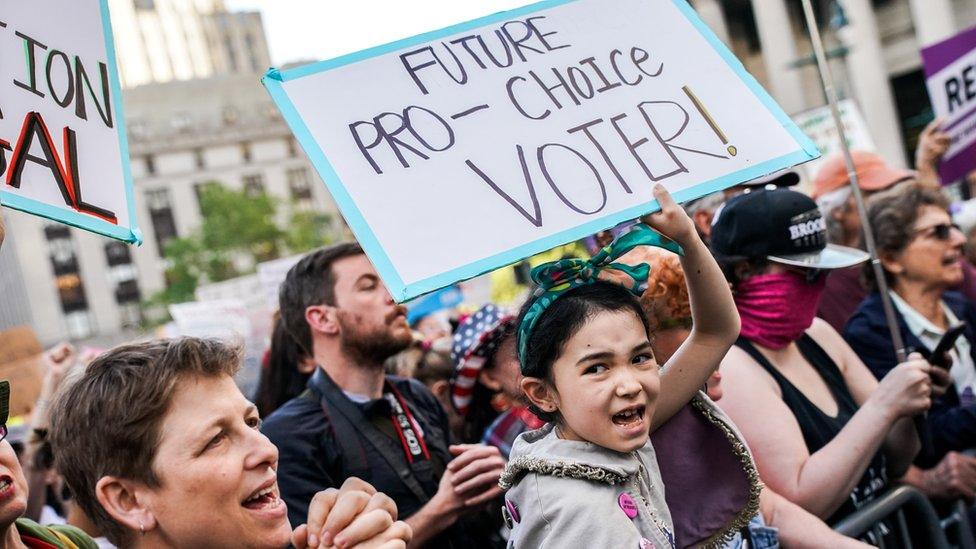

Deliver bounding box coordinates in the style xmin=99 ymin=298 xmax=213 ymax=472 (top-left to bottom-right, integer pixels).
xmin=921 ymin=25 xmax=976 ymax=184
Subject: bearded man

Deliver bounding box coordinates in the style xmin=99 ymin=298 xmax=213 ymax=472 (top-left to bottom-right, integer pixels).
xmin=264 ymin=243 xmax=504 ymax=548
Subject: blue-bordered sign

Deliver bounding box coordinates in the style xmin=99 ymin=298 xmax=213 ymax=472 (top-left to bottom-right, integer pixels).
xmin=264 ymin=0 xmax=818 ymax=302
xmin=0 ymin=0 xmax=141 ymax=244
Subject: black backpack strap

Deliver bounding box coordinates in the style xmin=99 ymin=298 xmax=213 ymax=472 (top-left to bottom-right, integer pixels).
xmin=314 ymin=374 xmax=432 ymax=502
xmin=298 ymin=388 xmax=371 ymax=481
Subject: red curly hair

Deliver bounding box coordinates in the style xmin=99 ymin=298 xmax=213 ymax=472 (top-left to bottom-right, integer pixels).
xmin=639 ymin=251 xmax=691 ymax=333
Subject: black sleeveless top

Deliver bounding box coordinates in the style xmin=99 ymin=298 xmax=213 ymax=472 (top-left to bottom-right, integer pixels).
xmin=735 ymin=334 xmax=889 ymax=524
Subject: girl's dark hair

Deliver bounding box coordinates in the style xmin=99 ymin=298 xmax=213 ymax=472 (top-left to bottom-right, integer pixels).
xmin=515 ymin=282 xmax=651 ymax=422
xmin=254 ymin=314 xmax=313 ymax=418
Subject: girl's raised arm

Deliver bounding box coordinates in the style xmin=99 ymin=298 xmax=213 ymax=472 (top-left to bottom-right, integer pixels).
xmin=641 ymin=184 xmax=740 ymax=430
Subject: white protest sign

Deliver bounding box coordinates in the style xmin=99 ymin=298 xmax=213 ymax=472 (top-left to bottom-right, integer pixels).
xmin=169 ymin=299 xmax=252 ymax=341
xmin=257 ymin=254 xmax=303 ymax=310
xmin=264 ymin=0 xmax=818 ymax=301
xmin=0 ymin=1 xmax=140 ymax=243
xmin=792 ymin=99 xmax=875 ymax=180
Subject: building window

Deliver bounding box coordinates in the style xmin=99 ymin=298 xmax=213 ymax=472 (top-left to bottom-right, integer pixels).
xmin=64 ymin=311 xmax=94 ymax=340
xmin=44 ymin=225 xmax=70 ymax=240
xmin=146 ymin=188 xmax=178 ymax=255
xmin=194 ymin=182 xmax=220 ymax=207
xmin=104 ymin=241 xmax=132 ymax=267
xmin=287 ymin=168 xmax=313 ymax=201
xmin=226 ymin=36 xmax=239 ymax=72
xmin=243 ymin=174 xmax=265 ymax=197
xmin=287 ymin=138 xmax=298 ymax=158
xmin=145 ymin=155 xmax=156 ymax=175
xmin=245 ymin=33 xmax=259 ymax=73
xmin=117 ymin=302 xmax=142 ymax=327
xmin=45 ymin=224 xmax=80 ymax=277
xmin=193 ymin=148 xmax=205 ymax=169
xmin=56 ymin=273 xmax=89 ymax=313
xmin=133 ymin=0 xmax=155 ymax=10
xmin=114 ymin=279 xmax=142 ymax=305
xmin=240 ymin=142 xmax=252 ymax=163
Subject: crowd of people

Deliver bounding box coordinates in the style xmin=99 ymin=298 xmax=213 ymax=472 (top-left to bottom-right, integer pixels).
xmin=2 ymin=117 xmax=976 ymax=548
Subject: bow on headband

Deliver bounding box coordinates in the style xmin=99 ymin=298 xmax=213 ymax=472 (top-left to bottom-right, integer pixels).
xmin=517 ymin=224 xmax=683 ymax=361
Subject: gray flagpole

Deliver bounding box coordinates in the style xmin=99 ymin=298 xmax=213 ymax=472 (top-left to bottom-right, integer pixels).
xmin=799 ymin=0 xmax=908 ymax=363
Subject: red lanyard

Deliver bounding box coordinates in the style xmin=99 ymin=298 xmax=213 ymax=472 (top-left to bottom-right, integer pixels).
xmin=385 ymin=386 xmax=431 ymax=463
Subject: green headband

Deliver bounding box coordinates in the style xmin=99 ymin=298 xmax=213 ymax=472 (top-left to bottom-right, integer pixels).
xmin=517 ymin=224 xmax=683 ymax=362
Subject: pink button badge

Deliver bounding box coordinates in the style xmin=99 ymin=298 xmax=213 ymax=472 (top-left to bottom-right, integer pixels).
xmin=618 ymin=492 xmax=638 ymax=519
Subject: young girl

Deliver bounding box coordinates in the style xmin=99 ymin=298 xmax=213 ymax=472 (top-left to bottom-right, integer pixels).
xmin=500 ymin=185 xmax=743 ymax=548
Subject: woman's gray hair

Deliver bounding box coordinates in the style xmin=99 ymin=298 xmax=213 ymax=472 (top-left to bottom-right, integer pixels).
xmin=863 ymin=182 xmax=949 ymax=291
xmin=816 ymin=186 xmax=852 ymax=245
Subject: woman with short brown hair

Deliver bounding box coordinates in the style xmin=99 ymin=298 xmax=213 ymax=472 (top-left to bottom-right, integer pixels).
xmin=50 ymin=337 xmax=411 ymax=549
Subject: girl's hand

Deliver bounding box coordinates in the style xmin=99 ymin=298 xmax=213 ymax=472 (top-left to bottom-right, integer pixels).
xmin=640 ymin=184 xmax=698 ymax=246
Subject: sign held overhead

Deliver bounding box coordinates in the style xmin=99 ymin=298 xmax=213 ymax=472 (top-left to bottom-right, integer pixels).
xmin=921 ymin=25 xmax=976 ymax=185
xmin=265 ymin=0 xmax=818 ymax=301
xmin=0 ymin=0 xmax=140 ymax=243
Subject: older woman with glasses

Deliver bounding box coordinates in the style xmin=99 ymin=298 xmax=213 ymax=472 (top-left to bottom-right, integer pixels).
xmin=846 ymin=182 xmax=976 ymax=502
xmin=48 ymin=338 xmax=411 ymax=549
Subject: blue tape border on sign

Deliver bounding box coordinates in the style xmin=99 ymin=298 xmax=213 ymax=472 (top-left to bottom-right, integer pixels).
xmin=0 ymin=0 xmax=142 ymax=245
xmin=263 ymin=0 xmax=819 ymax=302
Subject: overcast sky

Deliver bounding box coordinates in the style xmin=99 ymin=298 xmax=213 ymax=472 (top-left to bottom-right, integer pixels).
xmin=224 ymin=1 xmax=531 ymax=66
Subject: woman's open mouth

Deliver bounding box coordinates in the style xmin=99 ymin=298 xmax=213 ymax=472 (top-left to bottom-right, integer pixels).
xmin=0 ymin=475 xmax=15 ymax=503
xmin=242 ymin=484 xmax=283 ymax=512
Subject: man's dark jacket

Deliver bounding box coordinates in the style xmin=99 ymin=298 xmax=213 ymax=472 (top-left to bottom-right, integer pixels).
xmin=262 ymin=368 xmax=468 ymax=546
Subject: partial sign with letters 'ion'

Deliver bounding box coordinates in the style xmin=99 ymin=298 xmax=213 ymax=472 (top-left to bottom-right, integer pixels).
xmin=264 ymin=0 xmax=819 ymax=301
xmin=0 ymin=0 xmax=140 ymax=243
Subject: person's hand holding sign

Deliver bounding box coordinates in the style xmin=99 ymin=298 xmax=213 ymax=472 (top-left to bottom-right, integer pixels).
xmin=640 ymin=184 xmax=699 ymax=246
xmin=916 ymin=118 xmax=952 ymax=188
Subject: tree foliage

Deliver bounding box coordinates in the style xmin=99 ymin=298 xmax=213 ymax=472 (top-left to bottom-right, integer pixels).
xmin=145 ymin=183 xmax=336 ymax=309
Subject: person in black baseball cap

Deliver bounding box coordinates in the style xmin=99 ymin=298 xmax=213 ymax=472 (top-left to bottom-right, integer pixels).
xmin=711 ymin=187 xmax=868 ymax=272
xmin=708 ymin=188 xmax=939 ymax=528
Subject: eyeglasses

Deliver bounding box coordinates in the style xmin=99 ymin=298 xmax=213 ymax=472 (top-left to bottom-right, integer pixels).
xmin=914 ymin=223 xmax=961 ymax=241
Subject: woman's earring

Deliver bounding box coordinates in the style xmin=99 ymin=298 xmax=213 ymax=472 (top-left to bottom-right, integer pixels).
xmin=140 ymin=522 xmax=145 ymax=535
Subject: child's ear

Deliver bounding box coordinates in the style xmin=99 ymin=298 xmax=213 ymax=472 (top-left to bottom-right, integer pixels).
xmin=478 ymin=368 xmax=503 ymax=392
xmin=430 ymin=379 xmax=450 ymax=400
xmin=520 ymin=377 xmax=557 ymax=413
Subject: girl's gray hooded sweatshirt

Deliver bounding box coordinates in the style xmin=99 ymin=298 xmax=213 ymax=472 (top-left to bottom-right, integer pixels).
xmin=500 ymin=423 xmax=675 ymax=548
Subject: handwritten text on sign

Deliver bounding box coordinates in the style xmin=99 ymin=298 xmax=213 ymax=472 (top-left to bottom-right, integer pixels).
xmin=267 ymin=0 xmax=815 ymax=300
xmin=0 ymin=1 xmax=137 ymax=243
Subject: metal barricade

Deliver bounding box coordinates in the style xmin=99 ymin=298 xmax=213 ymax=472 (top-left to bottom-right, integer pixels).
xmin=940 ymin=500 xmax=976 ymax=549
xmin=832 ymin=486 xmax=950 ymax=549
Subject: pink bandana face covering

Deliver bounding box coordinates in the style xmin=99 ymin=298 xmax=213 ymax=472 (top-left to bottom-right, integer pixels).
xmin=735 ymin=271 xmax=827 ymax=349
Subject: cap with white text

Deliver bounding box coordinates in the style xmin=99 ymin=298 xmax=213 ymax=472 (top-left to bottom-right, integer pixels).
xmin=710 ymin=188 xmax=868 ymax=270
